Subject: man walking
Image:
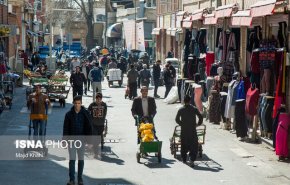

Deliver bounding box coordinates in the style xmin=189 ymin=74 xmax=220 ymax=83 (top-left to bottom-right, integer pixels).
xmin=27 ymin=84 xmax=50 ymax=141
xmin=88 ymin=62 xmax=104 ymax=102
xmin=88 ymin=93 xmax=107 ymax=153
xmin=131 ymin=86 xmax=157 ymax=123
xmin=70 ymin=66 xmax=87 ymax=98
xmin=163 ymin=64 xmax=174 ymax=98
xmin=127 ymin=64 xmax=139 ymax=99
xmin=175 ymin=95 xmax=203 ymax=165
xmin=152 ymin=60 xmax=161 ymax=98
xmin=139 ymin=64 xmax=151 ymax=88
xmin=63 ymin=95 xmax=93 ymax=185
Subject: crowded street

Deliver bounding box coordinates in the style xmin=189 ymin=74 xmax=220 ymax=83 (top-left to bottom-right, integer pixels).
xmin=0 ymin=75 xmax=289 ymax=185
xmin=1 ymin=0 xmax=290 ymax=185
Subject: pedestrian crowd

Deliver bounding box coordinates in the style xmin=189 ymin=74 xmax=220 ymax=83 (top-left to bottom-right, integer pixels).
xmin=25 ymin=47 xmax=203 ymax=185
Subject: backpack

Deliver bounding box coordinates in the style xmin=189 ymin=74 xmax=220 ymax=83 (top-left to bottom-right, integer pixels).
xmin=91 ymin=68 xmax=102 ymax=82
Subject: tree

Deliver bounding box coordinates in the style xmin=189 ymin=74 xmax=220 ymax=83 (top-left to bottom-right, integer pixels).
xmin=71 ymin=0 xmax=95 ymax=50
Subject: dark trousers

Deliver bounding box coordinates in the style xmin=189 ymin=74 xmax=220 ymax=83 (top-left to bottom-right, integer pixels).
xmin=181 ymin=134 xmax=198 ymax=162
xmin=68 ymin=146 xmax=85 ymax=182
xmin=73 ymin=85 xmax=83 ymax=98
xmin=84 ymin=80 xmax=91 ymax=94
xmin=87 ymin=79 xmax=91 ymax=90
xmin=137 ymin=77 xmax=141 ymax=88
xmin=93 ymin=125 xmax=105 ymax=152
xmin=164 ymin=84 xmax=173 ymax=98
xmin=129 ymin=82 xmax=137 ymax=99
xmin=154 ymin=79 xmax=159 ymax=96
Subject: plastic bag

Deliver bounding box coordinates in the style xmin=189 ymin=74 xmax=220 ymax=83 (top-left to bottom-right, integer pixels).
xmin=164 ymin=87 xmax=179 ymax=104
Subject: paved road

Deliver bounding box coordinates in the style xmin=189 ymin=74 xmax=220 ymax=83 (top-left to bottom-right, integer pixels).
xmin=0 ymin=76 xmax=290 ymax=185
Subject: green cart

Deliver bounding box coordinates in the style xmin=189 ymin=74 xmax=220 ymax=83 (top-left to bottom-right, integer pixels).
xmin=135 ymin=116 xmax=162 ymax=163
xmin=136 ymin=141 xmax=162 ymax=163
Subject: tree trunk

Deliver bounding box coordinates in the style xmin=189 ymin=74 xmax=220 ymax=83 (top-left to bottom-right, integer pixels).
xmin=86 ymin=18 xmax=94 ymax=50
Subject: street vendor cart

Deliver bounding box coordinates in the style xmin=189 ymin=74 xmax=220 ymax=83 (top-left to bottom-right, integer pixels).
xmin=107 ymin=68 xmax=123 ymax=87
xmin=47 ymin=73 xmax=70 ymax=107
xmin=135 ymin=116 xmax=162 ymax=163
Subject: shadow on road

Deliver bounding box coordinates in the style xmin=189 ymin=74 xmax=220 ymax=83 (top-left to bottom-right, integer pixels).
xmin=142 ymin=157 xmax=176 ymax=168
xmin=193 ymin=154 xmax=224 ymax=172
xmin=0 ymin=160 xmax=135 ymax=185
xmin=100 ymin=146 xmax=125 ymax=165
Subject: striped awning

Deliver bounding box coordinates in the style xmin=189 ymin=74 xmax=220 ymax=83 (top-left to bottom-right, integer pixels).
xmin=231 ymin=10 xmax=252 ymax=27
xmin=203 ymin=12 xmax=217 ymax=25
xmin=216 ymin=3 xmax=239 ymax=18
xmin=250 ymin=0 xmax=285 ymax=17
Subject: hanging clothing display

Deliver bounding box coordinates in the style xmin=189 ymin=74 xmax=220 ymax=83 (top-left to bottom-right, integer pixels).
xmin=275 ymin=113 xmax=290 ymax=158
xmin=259 ymin=40 xmax=277 ymax=94
xmin=247 ymin=26 xmax=262 ymax=53
xmin=205 ymin=52 xmax=215 ymax=76
xmin=277 ymin=22 xmax=288 ymax=51
xmin=208 ymin=90 xmax=221 ymax=124
xmin=224 ymin=80 xmax=236 ymax=119
xmin=272 ymin=107 xmax=286 ymax=148
xmin=258 ymin=96 xmax=267 ymax=132
xmin=260 ymin=96 xmax=275 ymax=134
xmin=273 ymin=50 xmax=286 ymax=118
xmin=245 ymin=85 xmax=260 ymax=116
xmin=183 ymin=30 xmax=192 ymax=60
xmin=188 ymin=57 xmax=199 ymax=80
xmin=220 ymin=92 xmax=228 ymax=123
xmin=206 ymin=77 xmax=214 ymax=98
xmin=198 ymin=29 xmax=207 ymax=54
xmin=236 ymin=80 xmax=245 ymax=100
xmin=234 ymin=99 xmax=248 ymax=138
xmin=194 ymin=86 xmax=203 ymax=113
xmin=250 ymin=50 xmax=260 ymax=88
xmin=191 ymin=29 xmax=199 ymax=57
xmin=231 ymin=80 xmax=241 ymax=106
xmin=198 ymin=58 xmax=206 ymax=81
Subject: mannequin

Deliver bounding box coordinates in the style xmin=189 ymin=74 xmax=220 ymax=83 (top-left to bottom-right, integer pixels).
xmin=224 ymin=73 xmax=239 ymax=130
xmin=212 ymin=67 xmax=225 ymax=92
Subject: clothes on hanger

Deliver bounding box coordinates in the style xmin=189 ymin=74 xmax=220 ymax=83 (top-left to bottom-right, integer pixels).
xmin=224 ymin=80 xmax=237 ymax=119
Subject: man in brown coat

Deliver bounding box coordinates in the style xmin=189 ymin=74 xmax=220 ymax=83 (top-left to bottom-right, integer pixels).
xmin=27 ymin=84 xmax=50 ymax=140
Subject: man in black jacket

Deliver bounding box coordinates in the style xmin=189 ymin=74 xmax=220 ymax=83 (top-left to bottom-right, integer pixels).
xmin=163 ymin=64 xmax=174 ymax=98
xmin=175 ymin=95 xmax=203 ymax=165
xmin=131 ymin=86 xmax=156 ymax=123
xmin=63 ymin=95 xmax=93 ymax=185
xmin=152 ymin=60 xmax=161 ymax=98
xmin=88 ymin=93 xmax=107 ymax=152
xmin=70 ymin=66 xmax=87 ymax=98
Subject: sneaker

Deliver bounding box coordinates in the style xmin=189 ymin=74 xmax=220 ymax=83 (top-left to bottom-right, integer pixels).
xmin=67 ymin=180 xmax=75 ymax=185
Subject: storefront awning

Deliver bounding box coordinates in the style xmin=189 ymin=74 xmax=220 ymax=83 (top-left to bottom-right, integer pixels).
xmin=182 ymin=16 xmax=192 ymax=28
xmin=231 ymin=10 xmax=252 ymax=27
xmin=191 ymin=9 xmax=204 ymax=21
xmin=151 ymin=28 xmax=161 ymax=35
xmin=203 ymin=12 xmax=217 ymax=25
xmin=216 ymin=3 xmax=239 ymax=18
xmin=250 ymin=0 xmax=285 ymax=17
xmin=176 ymin=11 xmax=187 ymax=28
xmin=106 ymin=23 xmax=122 ymax=38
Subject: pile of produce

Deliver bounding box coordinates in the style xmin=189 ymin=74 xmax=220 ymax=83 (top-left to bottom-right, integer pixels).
xmin=139 ymin=123 xmax=155 ymax=142
xmin=23 ymin=69 xmax=31 ymax=77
